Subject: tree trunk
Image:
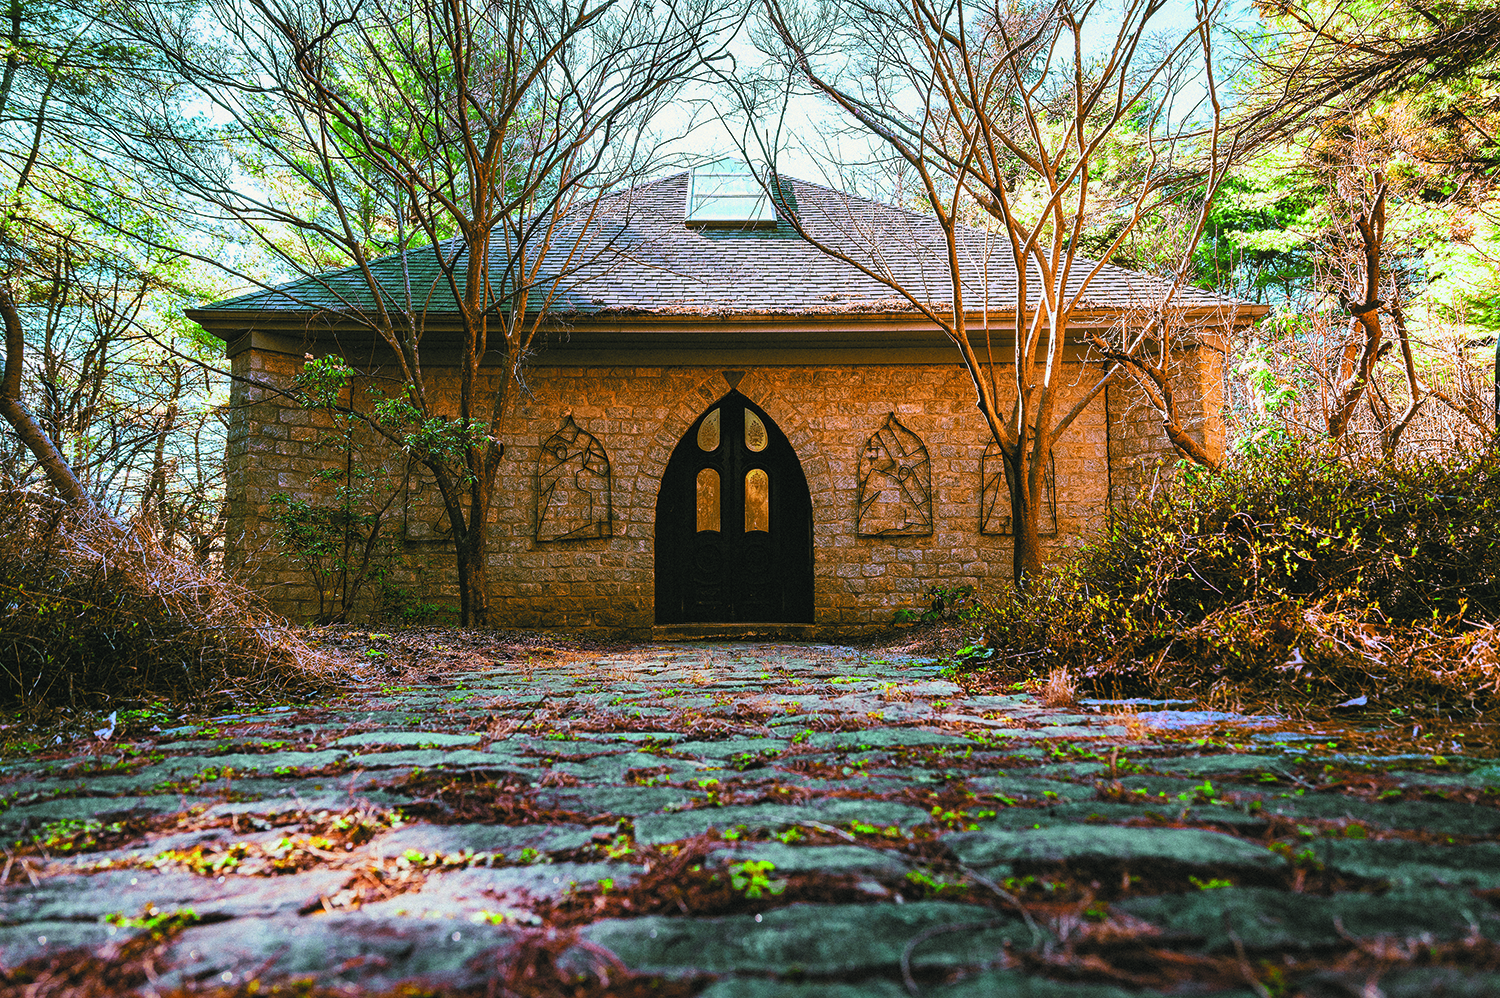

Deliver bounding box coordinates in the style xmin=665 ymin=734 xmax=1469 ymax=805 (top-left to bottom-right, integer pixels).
xmin=1160 ymin=411 xmax=1220 ymax=471
xmin=1005 ymin=448 xmax=1044 ymax=588
xmin=0 ymin=286 xmax=98 ymax=511
xmin=144 ymin=397 xmax=178 ymax=536
xmin=461 ymin=444 xmax=501 ymax=628
xmin=433 ymin=448 xmax=500 ymax=628
xmin=1327 ymin=186 xmax=1388 ymax=446
xmin=461 ymin=537 xmax=491 ymax=627
xmin=1327 ymin=304 xmax=1384 ymax=444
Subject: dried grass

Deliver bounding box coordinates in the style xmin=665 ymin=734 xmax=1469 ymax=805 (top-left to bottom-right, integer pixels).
xmin=0 ymin=489 xmax=336 ymax=710
xmin=1040 ymin=667 xmax=1078 ymax=708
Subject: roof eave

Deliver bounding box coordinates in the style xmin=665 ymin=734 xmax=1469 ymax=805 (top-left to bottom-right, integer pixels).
xmin=188 ymin=299 xmax=1269 ymax=342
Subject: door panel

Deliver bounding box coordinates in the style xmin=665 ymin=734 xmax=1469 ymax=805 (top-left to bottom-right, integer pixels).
xmin=656 ymin=391 xmax=813 ymax=624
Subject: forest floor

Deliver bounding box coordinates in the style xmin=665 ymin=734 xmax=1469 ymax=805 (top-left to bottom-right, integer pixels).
xmin=3 ymin=631 xmax=1500 ymax=997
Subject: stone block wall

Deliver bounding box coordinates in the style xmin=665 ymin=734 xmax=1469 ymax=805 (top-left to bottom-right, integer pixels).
xmin=1105 ymin=344 xmax=1227 ymax=511
xmin=225 ymin=347 xmax=1208 ymax=634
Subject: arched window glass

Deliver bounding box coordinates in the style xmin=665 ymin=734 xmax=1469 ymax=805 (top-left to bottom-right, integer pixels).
xmin=697 ymin=409 xmax=721 ymax=452
xmin=744 ymin=411 xmax=768 ymax=452
xmin=696 ymin=468 xmax=721 ymax=532
xmin=744 ymin=469 xmax=769 ymax=532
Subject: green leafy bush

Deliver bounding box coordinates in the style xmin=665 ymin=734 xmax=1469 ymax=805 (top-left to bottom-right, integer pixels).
xmin=974 ymin=442 xmax=1500 ymax=713
xmin=268 ymin=356 xmax=401 ymax=624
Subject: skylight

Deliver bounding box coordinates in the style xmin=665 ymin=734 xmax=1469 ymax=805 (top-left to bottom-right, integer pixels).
xmin=685 ymin=160 xmax=776 ymax=228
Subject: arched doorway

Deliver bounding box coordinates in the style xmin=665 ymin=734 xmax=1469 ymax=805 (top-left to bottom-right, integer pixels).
xmin=655 ymin=391 xmax=813 ymax=623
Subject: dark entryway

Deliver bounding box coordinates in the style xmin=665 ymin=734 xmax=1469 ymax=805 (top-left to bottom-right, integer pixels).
xmin=655 ymin=392 xmax=814 ymax=623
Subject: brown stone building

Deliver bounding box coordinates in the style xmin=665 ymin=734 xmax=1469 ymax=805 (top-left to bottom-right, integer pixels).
xmin=190 ymin=166 xmax=1265 ymax=636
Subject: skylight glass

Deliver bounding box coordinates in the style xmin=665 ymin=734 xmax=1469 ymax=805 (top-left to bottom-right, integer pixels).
xmin=685 ymin=160 xmax=776 ymax=228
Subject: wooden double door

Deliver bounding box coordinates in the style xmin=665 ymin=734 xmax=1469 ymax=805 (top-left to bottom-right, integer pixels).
xmin=655 ymin=392 xmax=813 ymax=623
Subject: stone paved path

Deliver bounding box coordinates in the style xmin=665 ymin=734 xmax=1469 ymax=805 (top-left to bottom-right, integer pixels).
xmin=4 ymin=640 xmax=1500 ymax=996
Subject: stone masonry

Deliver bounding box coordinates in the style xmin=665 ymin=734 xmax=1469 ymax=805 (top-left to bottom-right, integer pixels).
xmin=203 ymin=169 xmax=1253 ymax=635
xmin=224 ymin=346 xmax=1220 ymax=634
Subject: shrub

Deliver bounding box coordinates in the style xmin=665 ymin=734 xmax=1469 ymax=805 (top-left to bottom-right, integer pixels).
xmin=0 ymin=490 xmax=335 ymax=709
xmin=975 ymin=442 xmax=1500 ymax=714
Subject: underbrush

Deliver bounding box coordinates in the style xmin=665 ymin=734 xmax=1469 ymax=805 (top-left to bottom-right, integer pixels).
xmin=0 ymin=490 xmax=335 ymax=712
xmin=968 ymin=442 xmax=1500 ymax=717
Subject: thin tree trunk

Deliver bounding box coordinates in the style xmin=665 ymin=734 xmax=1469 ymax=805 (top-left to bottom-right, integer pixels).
xmin=0 ymin=286 xmax=98 ymax=511
xmin=437 ymin=483 xmax=474 ymax=627
xmin=144 ymin=397 xmax=178 ymax=534
xmin=1327 ymin=187 xmax=1387 ymax=445
xmin=1327 ymin=304 xmax=1384 ymax=444
xmin=1005 ymin=449 xmax=1044 ymax=588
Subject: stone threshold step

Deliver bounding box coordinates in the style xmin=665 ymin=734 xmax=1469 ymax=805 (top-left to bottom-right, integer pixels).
xmin=652 ymin=623 xmax=818 ymax=642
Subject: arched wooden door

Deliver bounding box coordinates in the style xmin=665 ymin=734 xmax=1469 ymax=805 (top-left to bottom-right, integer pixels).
xmin=655 ymin=392 xmax=813 ymax=623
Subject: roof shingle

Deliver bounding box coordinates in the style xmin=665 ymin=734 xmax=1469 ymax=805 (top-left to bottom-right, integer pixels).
xmin=196 ymin=172 xmax=1253 ymax=320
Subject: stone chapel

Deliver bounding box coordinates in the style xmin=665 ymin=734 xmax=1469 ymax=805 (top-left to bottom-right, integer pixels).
xmin=189 ymin=164 xmax=1266 ymax=636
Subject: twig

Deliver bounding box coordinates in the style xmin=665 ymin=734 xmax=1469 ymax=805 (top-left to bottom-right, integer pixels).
xmin=1227 ymin=925 xmax=1271 ymax=998
xmin=900 ymin=917 xmax=1014 ymax=997
xmin=569 ymin=938 xmax=629 ymax=988
xmin=958 ymin=866 xmax=1046 ymax=951
xmin=795 ymin=820 xmax=858 ymax=842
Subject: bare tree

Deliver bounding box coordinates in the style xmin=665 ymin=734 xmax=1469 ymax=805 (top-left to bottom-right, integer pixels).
xmin=0 ymin=0 xmax=114 ymax=511
xmin=117 ymin=0 xmax=742 ymax=624
xmin=1309 ymin=126 xmax=1500 ymax=457
xmin=1242 ymin=0 xmax=1500 ymax=432
xmin=1315 ymin=152 xmax=1428 ymax=454
xmin=734 ymin=0 xmax=1257 ymax=584
xmin=0 ymin=0 xmax=220 ymax=529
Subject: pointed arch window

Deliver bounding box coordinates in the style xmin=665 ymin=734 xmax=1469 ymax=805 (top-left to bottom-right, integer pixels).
xmin=856 ymin=414 xmax=932 ymax=536
xmin=536 ymin=416 xmax=612 ymax=541
xmin=980 ymin=439 xmax=1057 ymax=536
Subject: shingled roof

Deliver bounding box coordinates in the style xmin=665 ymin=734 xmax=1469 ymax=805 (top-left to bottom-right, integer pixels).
xmin=192 ymin=171 xmax=1255 ymax=324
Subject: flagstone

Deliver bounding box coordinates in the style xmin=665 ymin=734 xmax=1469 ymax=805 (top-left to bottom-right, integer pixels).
xmin=947 ymin=825 xmax=1286 ymax=873
xmin=633 ymin=800 xmax=930 ymax=845
xmin=584 ymin=901 xmax=1036 ymax=976
xmin=1117 ymin=887 xmax=1500 ymax=951
xmin=2 ymin=638 xmax=1492 ymax=996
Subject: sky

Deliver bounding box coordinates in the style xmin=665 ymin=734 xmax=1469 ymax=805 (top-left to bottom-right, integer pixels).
xmin=650 ymin=0 xmax=1259 ymax=196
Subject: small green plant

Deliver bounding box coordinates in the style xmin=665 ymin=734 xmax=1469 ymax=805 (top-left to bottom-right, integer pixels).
xmin=106 ymin=906 xmax=201 ymax=937
xmin=728 ymin=860 xmax=786 ymax=898
xmin=730 ymin=750 xmax=774 ymax=771
xmin=895 ymin=583 xmax=978 ymax=625
xmin=153 ymin=842 xmax=250 ymax=876
xmin=267 ymin=356 xmax=404 ymax=624
xmin=378 ymin=580 xmax=452 ymax=625
xmin=905 ymin=868 xmax=952 ymax=893
xmin=30 ymin=818 xmax=113 ymax=854
xmin=1188 ymin=876 xmax=1233 ymax=890
xmin=602 ymin=835 xmax=634 ymax=860
xmin=1177 ymin=780 xmax=1227 ymax=806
